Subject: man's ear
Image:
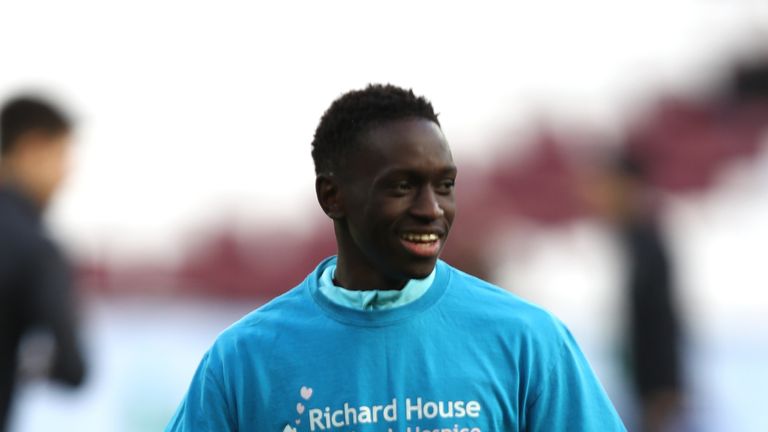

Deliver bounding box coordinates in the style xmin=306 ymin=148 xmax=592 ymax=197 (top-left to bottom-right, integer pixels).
xmin=316 ymin=174 xmax=344 ymax=219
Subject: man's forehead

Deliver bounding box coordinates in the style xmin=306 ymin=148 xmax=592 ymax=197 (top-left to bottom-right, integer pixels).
xmin=359 ymin=118 xmax=450 ymax=158
xmin=13 ymin=129 xmax=71 ymax=150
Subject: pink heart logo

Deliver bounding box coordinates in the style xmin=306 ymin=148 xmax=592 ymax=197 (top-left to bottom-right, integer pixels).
xmin=300 ymin=386 xmax=313 ymax=400
xmin=295 ymin=419 xmax=301 ymax=425
xmin=296 ymin=402 xmax=305 ymax=415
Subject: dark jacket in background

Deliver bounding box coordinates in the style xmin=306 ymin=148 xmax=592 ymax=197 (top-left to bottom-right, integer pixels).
xmin=622 ymin=219 xmax=681 ymax=398
xmin=0 ymin=183 xmax=85 ymax=430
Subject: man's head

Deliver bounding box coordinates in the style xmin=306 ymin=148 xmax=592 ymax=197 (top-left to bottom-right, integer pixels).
xmin=584 ymin=149 xmax=651 ymax=224
xmin=313 ymin=84 xmax=456 ymax=287
xmin=0 ymin=96 xmax=73 ymax=207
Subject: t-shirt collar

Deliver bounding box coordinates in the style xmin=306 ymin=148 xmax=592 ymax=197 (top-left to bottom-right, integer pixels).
xmin=318 ymin=264 xmax=436 ymax=311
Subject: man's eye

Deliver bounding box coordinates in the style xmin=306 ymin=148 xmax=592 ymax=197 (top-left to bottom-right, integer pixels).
xmin=394 ymin=181 xmax=413 ymax=192
xmin=437 ymin=179 xmax=455 ymax=193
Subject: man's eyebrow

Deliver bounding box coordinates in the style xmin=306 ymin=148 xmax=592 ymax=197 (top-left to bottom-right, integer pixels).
xmin=373 ymin=165 xmax=458 ymax=182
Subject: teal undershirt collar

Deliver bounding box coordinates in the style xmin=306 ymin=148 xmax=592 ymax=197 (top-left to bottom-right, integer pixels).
xmin=318 ymin=264 xmax=436 ymax=311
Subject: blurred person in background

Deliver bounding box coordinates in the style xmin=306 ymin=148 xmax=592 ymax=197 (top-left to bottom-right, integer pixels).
xmin=166 ymin=84 xmax=625 ymax=431
xmin=586 ymin=151 xmax=684 ymax=432
xmin=0 ymin=96 xmax=86 ymax=431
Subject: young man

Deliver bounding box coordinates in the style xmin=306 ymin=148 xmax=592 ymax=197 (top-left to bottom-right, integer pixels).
xmin=167 ymin=85 xmax=625 ymax=431
xmin=0 ymin=96 xmax=86 ymax=430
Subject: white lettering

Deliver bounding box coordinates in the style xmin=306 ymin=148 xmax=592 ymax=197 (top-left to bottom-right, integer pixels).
xmin=358 ymin=406 xmax=372 ymax=423
xmin=438 ymin=400 xmax=455 ymax=417
xmin=308 ymin=409 xmax=325 ymax=431
xmin=424 ymin=401 xmax=439 ymax=419
xmin=308 ymin=397 xmax=481 ymax=429
xmin=404 ymin=398 xmax=482 ymax=420
xmin=466 ymin=401 xmax=481 ymax=417
xmin=383 ymin=398 xmax=397 ymax=421
xmin=331 ymin=409 xmax=344 ymax=427
xmin=453 ymin=401 xmax=466 ymax=417
xmin=343 ymin=403 xmax=357 ymax=426
xmin=406 ymin=397 xmax=423 ymax=420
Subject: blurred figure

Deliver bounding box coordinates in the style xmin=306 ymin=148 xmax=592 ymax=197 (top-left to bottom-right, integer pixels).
xmin=0 ymin=96 xmax=86 ymax=431
xmin=587 ymin=151 xmax=684 ymax=432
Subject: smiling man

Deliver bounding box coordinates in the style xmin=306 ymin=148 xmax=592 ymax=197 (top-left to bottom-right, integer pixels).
xmin=166 ymin=84 xmax=625 ymax=431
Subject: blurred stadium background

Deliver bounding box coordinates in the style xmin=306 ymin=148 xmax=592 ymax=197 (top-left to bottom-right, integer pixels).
xmin=2 ymin=1 xmax=768 ymax=431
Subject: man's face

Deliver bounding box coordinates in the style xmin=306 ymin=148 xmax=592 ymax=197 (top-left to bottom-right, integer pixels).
xmin=581 ymin=169 xmax=637 ymax=223
xmin=339 ymin=118 xmax=456 ymax=280
xmin=6 ymin=131 xmax=72 ymax=207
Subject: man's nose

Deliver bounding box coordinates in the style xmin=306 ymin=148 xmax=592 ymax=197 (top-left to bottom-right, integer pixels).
xmin=410 ymin=186 xmax=444 ymax=220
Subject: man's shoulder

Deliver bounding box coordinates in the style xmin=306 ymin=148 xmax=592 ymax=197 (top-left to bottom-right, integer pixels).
xmin=443 ymin=263 xmax=566 ymax=338
xmin=210 ymin=281 xmax=314 ymax=351
xmin=0 ymin=191 xmax=46 ymax=240
xmin=0 ymin=200 xmax=51 ymax=270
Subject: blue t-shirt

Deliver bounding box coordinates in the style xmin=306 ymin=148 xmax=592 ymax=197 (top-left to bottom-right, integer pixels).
xmin=166 ymin=257 xmax=625 ymax=431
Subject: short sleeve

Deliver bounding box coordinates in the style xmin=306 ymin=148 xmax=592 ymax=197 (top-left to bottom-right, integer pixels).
xmin=526 ymin=324 xmax=626 ymax=431
xmin=165 ymin=350 xmax=236 ymax=432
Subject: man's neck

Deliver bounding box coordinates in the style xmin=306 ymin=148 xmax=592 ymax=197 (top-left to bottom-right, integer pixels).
xmin=0 ymin=167 xmax=46 ymax=210
xmin=333 ymin=254 xmax=408 ymax=292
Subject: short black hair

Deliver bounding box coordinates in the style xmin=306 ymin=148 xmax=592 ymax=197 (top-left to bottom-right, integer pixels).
xmin=311 ymin=84 xmax=440 ymax=175
xmin=1 ymin=96 xmax=71 ymax=156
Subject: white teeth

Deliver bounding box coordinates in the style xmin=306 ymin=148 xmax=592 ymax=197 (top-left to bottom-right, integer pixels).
xmin=401 ymin=233 xmax=439 ymax=242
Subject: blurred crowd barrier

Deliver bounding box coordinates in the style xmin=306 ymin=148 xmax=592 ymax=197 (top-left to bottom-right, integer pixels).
xmin=76 ymin=55 xmax=768 ymax=300
xmin=60 ymin=53 xmax=768 ymax=432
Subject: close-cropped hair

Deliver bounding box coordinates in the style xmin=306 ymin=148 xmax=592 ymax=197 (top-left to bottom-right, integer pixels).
xmin=311 ymin=84 xmax=440 ymax=175
xmin=1 ymin=96 xmax=71 ymax=155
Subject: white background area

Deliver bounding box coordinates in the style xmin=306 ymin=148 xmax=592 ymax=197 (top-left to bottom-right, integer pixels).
xmin=1 ymin=1 xmax=767 ymax=431
xmin=0 ymin=0 xmax=766 ymax=259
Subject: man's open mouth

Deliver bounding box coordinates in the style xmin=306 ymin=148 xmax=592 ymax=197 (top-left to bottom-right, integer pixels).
xmin=399 ymin=232 xmax=442 ymax=257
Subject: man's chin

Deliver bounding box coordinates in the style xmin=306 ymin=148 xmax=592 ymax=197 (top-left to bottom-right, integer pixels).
xmin=401 ymin=259 xmax=438 ymax=280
